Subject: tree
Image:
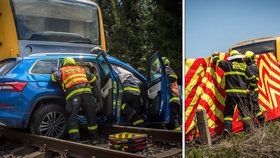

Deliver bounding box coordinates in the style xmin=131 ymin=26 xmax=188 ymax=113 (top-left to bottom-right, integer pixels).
xmin=96 ymin=0 xmax=182 ymax=82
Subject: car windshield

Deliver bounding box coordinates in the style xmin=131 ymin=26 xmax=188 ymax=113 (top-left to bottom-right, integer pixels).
xmin=0 ymin=60 xmax=17 ymax=76
xmin=233 ymin=40 xmax=276 ymax=55
xmin=12 ymin=0 xmax=100 ymax=44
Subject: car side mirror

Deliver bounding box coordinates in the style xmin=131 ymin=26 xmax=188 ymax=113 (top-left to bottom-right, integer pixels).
xmin=91 ymin=47 xmax=103 ymax=54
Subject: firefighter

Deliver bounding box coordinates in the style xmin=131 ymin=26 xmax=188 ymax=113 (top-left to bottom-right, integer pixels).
xmin=51 ymin=57 xmax=98 ymax=144
xmin=121 ymin=73 xmax=144 ymax=127
xmin=212 ymin=50 xmax=256 ymax=136
xmin=245 ymin=51 xmax=265 ymax=126
xmin=162 ymin=57 xmax=181 ymax=131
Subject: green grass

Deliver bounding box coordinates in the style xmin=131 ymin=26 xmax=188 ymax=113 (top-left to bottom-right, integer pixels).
xmin=186 ymin=121 xmax=280 ymax=158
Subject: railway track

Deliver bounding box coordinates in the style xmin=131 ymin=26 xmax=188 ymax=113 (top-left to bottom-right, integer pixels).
xmin=0 ymin=126 xmax=182 ymax=158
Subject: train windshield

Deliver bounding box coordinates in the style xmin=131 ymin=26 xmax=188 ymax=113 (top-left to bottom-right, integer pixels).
xmin=233 ymin=40 xmax=276 ymax=55
xmin=11 ymin=0 xmax=100 ymax=44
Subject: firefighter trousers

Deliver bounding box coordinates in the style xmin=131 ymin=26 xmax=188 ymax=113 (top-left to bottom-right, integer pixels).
xmin=247 ymin=92 xmax=265 ymax=125
xmin=66 ymin=93 xmax=97 ymax=142
xmin=169 ymin=101 xmax=181 ymax=130
xmin=122 ymin=92 xmax=144 ymax=126
xmin=223 ymin=95 xmax=251 ymax=132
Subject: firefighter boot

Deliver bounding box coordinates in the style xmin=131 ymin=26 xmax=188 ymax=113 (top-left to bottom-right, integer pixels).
xmin=69 ymin=131 xmax=80 ymax=142
xmin=257 ymin=114 xmax=265 ymax=127
xmin=222 ymin=120 xmax=232 ymax=139
xmin=132 ymin=115 xmax=145 ymax=127
xmin=124 ymin=106 xmax=137 ymax=122
xmin=173 ymin=119 xmax=181 ymax=131
xmin=90 ymin=131 xmax=99 ymax=145
xmin=243 ymin=120 xmax=255 ymax=134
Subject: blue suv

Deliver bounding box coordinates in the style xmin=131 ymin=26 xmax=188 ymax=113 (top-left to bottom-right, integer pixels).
xmin=0 ymin=52 xmax=180 ymax=138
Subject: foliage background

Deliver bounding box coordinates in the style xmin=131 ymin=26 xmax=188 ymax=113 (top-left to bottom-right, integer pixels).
xmin=96 ymin=0 xmax=182 ymax=83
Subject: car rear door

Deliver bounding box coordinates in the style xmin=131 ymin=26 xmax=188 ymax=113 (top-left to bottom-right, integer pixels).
xmin=147 ymin=52 xmax=169 ymax=122
xmin=95 ymin=52 xmax=123 ymax=124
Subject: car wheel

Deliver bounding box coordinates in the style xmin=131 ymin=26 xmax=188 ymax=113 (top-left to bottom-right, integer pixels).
xmin=30 ymin=103 xmax=67 ymax=138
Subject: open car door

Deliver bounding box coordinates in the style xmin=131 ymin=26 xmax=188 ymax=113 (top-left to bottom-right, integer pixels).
xmin=147 ymin=52 xmax=170 ymax=123
xmin=95 ymin=52 xmax=123 ymax=124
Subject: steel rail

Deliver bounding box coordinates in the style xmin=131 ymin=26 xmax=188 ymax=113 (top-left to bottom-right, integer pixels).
xmin=0 ymin=129 xmax=145 ymax=158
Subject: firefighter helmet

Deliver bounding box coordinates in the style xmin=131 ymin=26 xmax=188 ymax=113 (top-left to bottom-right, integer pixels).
xmin=63 ymin=57 xmax=76 ymax=66
xmin=162 ymin=57 xmax=170 ymax=66
xmin=229 ymin=50 xmax=240 ymax=56
xmin=245 ymin=51 xmax=255 ymax=60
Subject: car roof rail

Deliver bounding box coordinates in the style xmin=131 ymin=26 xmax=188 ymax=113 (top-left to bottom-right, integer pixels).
xmin=28 ymin=53 xmax=97 ymax=57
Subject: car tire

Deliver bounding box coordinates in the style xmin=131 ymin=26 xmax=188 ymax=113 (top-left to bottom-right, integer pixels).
xmin=30 ymin=103 xmax=67 ymax=138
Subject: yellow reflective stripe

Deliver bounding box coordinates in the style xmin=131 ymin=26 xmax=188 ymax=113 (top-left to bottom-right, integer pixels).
xmin=247 ymin=75 xmax=256 ymax=80
xmin=242 ymin=117 xmax=251 ymax=121
xmin=121 ymin=103 xmax=127 ymax=110
xmin=224 ymin=117 xmax=233 ymax=121
xmin=133 ymin=119 xmax=144 ymax=126
xmin=170 ymin=97 xmax=180 ymax=102
xmin=63 ymin=74 xmax=87 ymax=84
xmin=169 ymin=74 xmax=178 ymax=79
xmin=250 ymin=83 xmax=256 ymax=86
xmin=122 ymin=134 xmax=126 ymax=139
xmin=66 ymin=88 xmax=92 ymax=100
xmin=254 ymin=88 xmax=259 ymax=91
xmin=224 ymin=71 xmax=256 ymax=80
xmin=88 ymin=125 xmax=97 ymax=131
xmin=224 ymin=71 xmax=245 ymax=76
xmin=124 ymin=87 xmax=140 ymax=92
xmin=51 ymin=74 xmax=57 ymax=82
xmin=174 ymin=127 xmax=182 ymax=132
xmin=68 ymin=129 xmax=79 ymax=134
xmin=65 ymin=77 xmax=88 ymax=88
xmin=61 ymin=83 xmax=66 ymax=92
xmin=255 ymin=111 xmax=263 ymax=118
xmin=89 ymin=76 xmax=97 ymax=83
xmin=216 ymin=60 xmax=220 ymax=67
xmin=225 ymin=89 xmax=248 ymax=93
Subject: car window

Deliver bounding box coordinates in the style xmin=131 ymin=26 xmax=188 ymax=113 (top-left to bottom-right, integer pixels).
xmin=150 ymin=57 xmax=162 ymax=81
xmin=31 ymin=59 xmax=58 ymax=74
xmin=0 ymin=60 xmax=17 ymax=76
xmin=96 ymin=56 xmax=110 ymax=77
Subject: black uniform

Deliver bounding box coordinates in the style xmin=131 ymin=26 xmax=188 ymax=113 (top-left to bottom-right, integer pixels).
xmin=212 ymin=54 xmax=256 ymax=133
xmin=246 ymin=60 xmax=265 ymax=125
xmin=165 ymin=65 xmax=181 ymax=130
xmin=52 ymin=66 xmax=98 ymax=142
xmin=121 ymin=75 xmax=144 ymax=126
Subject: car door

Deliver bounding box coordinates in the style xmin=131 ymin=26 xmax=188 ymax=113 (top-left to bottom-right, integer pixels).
xmin=95 ymin=52 xmax=123 ymax=124
xmin=147 ymin=52 xmax=170 ymax=122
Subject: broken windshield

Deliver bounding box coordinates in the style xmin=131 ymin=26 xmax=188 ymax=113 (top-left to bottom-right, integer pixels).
xmin=12 ymin=0 xmax=100 ymax=44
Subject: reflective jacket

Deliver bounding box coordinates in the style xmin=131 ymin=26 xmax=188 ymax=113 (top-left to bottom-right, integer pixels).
xmin=213 ymin=55 xmax=256 ymax=97
xmin=246 ymin=60 xmax=259 ymax=92
xmin=123 ymin=76 xmax=141 ymax=95
xmin=51 ymin=65 xmax=97 ymax=101
xmin=165 ymin=66 xmax=180 ymax=104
